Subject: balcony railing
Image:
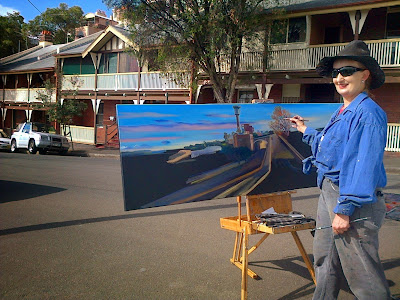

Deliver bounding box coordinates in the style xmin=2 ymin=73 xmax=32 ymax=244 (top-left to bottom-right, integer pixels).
xmin=386 ymin=123 xmax=400 ymax=152
xmin=217 ymin=39 xmax=400 ymax=72
xmin=62 ymin=72 xmax=190 ymax=91
xmin=0 ymin=88 xmax=56 ymax=103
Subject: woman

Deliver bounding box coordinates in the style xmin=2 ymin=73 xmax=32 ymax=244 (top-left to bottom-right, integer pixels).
xmin=290 ymin=40 xmax=391 ymax=299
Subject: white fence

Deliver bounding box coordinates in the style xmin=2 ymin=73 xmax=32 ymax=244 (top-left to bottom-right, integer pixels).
xmin=386 ymin=123 xmax=400 ymax=152
xmin=67 ymin=125 xmax=95 ymax=144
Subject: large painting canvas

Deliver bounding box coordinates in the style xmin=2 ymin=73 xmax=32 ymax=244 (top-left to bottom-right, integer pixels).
xmin=117 ymin=103 xmax=341 ymax=211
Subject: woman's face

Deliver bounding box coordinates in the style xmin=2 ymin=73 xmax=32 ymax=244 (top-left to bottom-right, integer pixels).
xmin=332 ymin=59 xmax=370 ymax=103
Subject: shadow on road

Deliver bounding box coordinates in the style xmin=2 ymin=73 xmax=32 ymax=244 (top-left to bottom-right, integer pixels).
xmin=0 ymin=201 xmax=241 ymax=236
xmin=250 ymin=256 xmax=400 ymax=299
xmin=0 ymin=180 xmax=66 ymax=203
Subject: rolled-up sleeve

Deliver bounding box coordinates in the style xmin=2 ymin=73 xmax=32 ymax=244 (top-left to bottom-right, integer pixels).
xmin=334 ymin=121 xmax=387 ymax=216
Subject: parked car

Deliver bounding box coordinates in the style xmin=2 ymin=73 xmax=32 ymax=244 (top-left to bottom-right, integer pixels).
xmin=0 ymin=129 xmax=11 ymax=151
xmin=10 ymin=122 xmax=70 ymax=155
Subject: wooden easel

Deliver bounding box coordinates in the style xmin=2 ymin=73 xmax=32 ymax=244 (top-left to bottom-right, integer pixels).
xmin=220 ymin=192 xmax=316 ymax=300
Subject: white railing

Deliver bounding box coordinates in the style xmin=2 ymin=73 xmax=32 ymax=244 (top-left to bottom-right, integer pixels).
xmin=67 ymin=125 xmax=95 ymax=144
xmin=386 ymin=123 xmax=400 ymax=152
xmin=269 ymin=39 xmax=400 ymax=71
xmin=0 ymin=88 xmax=56 ymax=102
xmin=62 ymin=72 xmax=189 ymax=91
xmin=215 ymin=39 xmax=400 ymax=72
xmin=140 ymin=72 xmax=190 ymax=90
xmin=216 ymin=52 xmax=264 ymax=73
xmin=62 ymin=75 xmax=95 ymax=90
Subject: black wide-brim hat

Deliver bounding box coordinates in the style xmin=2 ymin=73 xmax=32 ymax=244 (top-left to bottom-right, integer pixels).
xmin=316 ymin=40 xmax=385 ymax=89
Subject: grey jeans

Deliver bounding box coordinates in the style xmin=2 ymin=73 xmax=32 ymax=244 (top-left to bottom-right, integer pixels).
xmin=312 ymin=178 xmax=390 ymax=300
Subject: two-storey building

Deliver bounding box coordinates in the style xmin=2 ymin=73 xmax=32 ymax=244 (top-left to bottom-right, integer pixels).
xmin=196 ymin=0 xmax=400 ymax=151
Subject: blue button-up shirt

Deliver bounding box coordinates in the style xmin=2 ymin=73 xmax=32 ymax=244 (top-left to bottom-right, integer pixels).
xmin=302 ymin=92 xmax=387 ymax=216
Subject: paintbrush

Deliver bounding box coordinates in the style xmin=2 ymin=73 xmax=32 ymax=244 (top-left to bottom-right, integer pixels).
xmin=310 ymin=217 xmax=371 ymax=236
xmin=283 ymin=117 xmax=309 ymax=122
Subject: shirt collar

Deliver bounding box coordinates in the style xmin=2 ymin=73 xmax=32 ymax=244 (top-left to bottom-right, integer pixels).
xmin=342 ymin=92 xmax=368 ymax=113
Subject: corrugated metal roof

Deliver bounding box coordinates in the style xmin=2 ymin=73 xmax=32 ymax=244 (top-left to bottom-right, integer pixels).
xmin=57 ymin=31 xmax=104 ymax=56
xmin=0 ymin=31 xmax=105 ymax=73
xmin=0 ymin=45 xmax=61 ymax=73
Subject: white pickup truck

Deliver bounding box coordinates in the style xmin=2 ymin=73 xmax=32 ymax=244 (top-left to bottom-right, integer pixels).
xmin=10 ymin=122 xmax=70 ymax=155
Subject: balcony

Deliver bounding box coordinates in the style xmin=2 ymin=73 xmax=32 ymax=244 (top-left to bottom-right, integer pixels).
xmin=0 ymin=88 xmax=56 ymax=103
xmin=62 ymin=72 xmax=191 ymax=91
xmin=217 ymin=39 xmax=400 ymax=73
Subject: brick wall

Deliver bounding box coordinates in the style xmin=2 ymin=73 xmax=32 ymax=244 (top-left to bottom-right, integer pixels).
xmin=374 ymin=83 xmax=400 ymax=123
xmin=269 ymin=84 xmax=282 ymax=102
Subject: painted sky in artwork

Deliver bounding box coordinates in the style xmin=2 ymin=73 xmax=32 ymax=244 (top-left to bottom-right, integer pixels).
xmin=116 ymin=103 xmax=341 ymax=153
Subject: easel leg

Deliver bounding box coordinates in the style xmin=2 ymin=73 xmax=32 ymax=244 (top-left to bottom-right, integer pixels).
xmin=291 ymin=231 xmax=316 ymax=284
xmin=232 ymin=232 xmax=240 ymax=262
xmin=241 ymin=227 xmax=249 ymax=300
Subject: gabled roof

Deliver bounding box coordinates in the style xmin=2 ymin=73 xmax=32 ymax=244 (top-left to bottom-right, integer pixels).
xmin=0 ymin=31 xmax=108 ymax=73
xmin=55 ymin=31 xmax=104 ymax=57
xmin=82 ymin=25 xmax=135 ymax=58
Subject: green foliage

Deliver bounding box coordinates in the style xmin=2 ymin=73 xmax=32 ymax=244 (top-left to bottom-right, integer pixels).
xmin=103 ymin=0 xmax=281 ymax=103
xmin=0 ymin=12 xmax=28 ymax=57
xmin=36 ymin=78 xmax=87 ymax=135
xmin=25 ymin=3 xmax=84 ymax=44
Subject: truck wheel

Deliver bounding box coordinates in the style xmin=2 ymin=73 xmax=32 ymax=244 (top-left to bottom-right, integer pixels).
xmin=28 ymin=139 xmax=38 ymax=154
xmin=11 ymin=139 xmax=18 ymax=153
xmin=59 ymin=150 xmax=68 ymax=155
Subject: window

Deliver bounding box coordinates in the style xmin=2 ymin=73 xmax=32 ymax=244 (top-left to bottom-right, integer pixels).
xmin=98 ymin=53 xmax=118 ymax=74
xmin=96 ymin=102 xmax=104 ymax=126
xmin=22 ymin=123 xmax=31 ymax=133
xmin=238 ymin=91 xmax=254 ymax=103
xmin=386 ymin=8 xmax=400 ymax=38
xmin=63 ymin=57 xmax=81 ymax=75
xmin=81 ymin=56 xmax=95 ymax=74
xmin=270 ymin=17 xmax=306 ymax=44
xmin=63 ymin=57 xmax=95 ymax=75
xmin=119 ymin=52 xmax=139 ymax=73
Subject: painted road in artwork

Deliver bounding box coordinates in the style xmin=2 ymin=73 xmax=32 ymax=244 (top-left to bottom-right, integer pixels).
xmin=117 ymin=103 xmax=341 ymax=210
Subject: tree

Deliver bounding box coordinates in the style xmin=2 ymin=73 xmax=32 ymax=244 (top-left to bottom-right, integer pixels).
xmin=36 ymin=77 xmax=87 ymax=136
xmin=25 ymin=3 xmax=84 ymax=44
xmin=0 ymin=12 xmax=27 ymax=58
xmin=103 ymin=0 xmax=280 ymax=103
xmin=269 ymin=106 xmax=291 ymax=136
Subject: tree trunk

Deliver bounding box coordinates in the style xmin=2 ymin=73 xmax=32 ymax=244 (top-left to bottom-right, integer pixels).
xmin=225 ymin=39 xmax=242 ymax=103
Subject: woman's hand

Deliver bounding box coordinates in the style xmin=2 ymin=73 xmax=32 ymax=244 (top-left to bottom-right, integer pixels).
xmin=288 ymin=115 xmax=307 ymax=133
xmin=332 ymin=214 xmax=350 ymax=235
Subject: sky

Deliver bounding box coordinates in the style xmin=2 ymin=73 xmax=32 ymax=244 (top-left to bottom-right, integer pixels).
xmin=0 ymin=0 xmax=113 ymax=22
xmin=116 ymin=103 xmax=341 ymax=153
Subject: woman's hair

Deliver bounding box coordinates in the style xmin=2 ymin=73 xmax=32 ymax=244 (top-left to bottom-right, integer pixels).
xmin=363 ymin=67 xmax=375 ymax=99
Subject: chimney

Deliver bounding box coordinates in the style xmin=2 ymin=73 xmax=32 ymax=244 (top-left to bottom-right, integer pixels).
xmin=39 ymin=30 xmax=53 ymax=47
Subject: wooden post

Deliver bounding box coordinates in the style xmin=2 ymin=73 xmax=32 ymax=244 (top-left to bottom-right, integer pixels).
xmin=354 ymin=10 xmax=361 ymax=40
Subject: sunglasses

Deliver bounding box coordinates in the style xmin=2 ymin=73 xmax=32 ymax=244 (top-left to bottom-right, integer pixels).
xmin=331 ymin=66 xmax=365 ymax=78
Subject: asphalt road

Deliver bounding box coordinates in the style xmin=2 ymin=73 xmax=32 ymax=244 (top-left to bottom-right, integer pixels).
xmin=1 ymin=152 xmax=399 ymax=299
